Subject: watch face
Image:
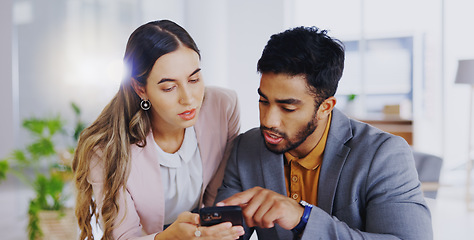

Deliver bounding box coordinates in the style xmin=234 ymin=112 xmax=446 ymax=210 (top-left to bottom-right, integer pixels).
xmin=300 ymin=200 xmax=311 ymax=207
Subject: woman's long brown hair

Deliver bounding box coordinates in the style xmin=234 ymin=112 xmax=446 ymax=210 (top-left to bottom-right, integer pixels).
xmin=72 ymin=20 xmax=200 ymax=240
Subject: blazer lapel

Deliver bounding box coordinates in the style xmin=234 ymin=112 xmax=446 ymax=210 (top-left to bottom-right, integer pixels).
xmin=259 ymin=139 xmax=286 ymax=195
xmin=317 ymin=109 xmax=352 ymax=214
xmin=258 ymin=137 xmax=296 ymax=240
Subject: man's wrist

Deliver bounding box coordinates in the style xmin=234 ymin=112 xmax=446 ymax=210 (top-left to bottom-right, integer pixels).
xmin=291 ymin=200 xmax=313 ymax=235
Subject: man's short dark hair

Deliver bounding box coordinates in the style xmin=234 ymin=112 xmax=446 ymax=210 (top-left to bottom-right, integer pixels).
xmin=257 ymin=26 xmax=345 ymax=104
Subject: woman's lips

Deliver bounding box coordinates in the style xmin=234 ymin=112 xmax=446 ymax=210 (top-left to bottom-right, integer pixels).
xmin=263 ymin=131 xmax=283 ymax=145
xmin=178 ymin=108 xmax=196 ymax=121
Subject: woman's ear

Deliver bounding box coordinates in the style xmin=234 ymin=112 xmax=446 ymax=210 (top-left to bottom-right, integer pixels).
xmin=131 ymin=78 xmax=147 ymax=99
xmin=317 ymin=96 xmax=337 ymax=120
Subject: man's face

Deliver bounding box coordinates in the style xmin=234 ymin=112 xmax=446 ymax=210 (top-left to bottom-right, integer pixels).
xmin=258 ymin=73 xmax=321 ymax=156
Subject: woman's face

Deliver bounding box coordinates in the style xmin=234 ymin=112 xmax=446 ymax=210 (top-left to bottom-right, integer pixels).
xmin=142 ymin=46 xmax=204 ymax=132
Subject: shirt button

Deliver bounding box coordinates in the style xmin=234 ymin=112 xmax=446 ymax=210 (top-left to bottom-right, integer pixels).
xmin=292 ymin=193 xmax=299 ymax=199
xmin=292 ymin=176 xmax=298 ymax=183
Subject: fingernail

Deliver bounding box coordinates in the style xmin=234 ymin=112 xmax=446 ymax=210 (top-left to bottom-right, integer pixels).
xmin=216 ymin=202 xmax=225 ymax=206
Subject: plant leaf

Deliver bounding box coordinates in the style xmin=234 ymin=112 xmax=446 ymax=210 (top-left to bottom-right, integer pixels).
xmin=11 ymin=149 xmax=29 ymax=164
xmin=27 ymin=138 xmax=55 ymax=158
xmin=73 ymin=122 xmax=86 ymax=141
xmin=348 ymin=94 xmax=357 ymax=101
xmin=22 ymin=118 xmax=46 ymax=136
xmin=0 ymin=160 xmax=9 ymax=182
xmin=71 ymin=102 xmax=81 ymax=115
xmin=46 ymin=116 xmax=64 ymax=136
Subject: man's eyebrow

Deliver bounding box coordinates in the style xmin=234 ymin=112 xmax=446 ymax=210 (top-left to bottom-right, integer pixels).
xmin=276 ymin=98 xmax=301 ymax=105
xmin=257 ymin=88 xmax=301 ymax=104
xmin=158 ymin=68 xmax=201 ymax=84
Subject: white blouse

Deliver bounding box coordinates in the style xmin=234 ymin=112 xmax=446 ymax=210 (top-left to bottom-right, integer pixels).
xmin=153 ymin=126 xmax=203 ymax=225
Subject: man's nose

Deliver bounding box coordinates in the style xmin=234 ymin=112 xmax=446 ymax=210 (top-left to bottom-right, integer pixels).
xmin=260 ymin=107 xmax=281 ymax=129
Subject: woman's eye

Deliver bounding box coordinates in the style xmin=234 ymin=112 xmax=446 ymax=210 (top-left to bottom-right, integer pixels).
xmin=163 ymin=86 xmax=176 ymax=92
xmin=189 ymin=78 xmax=199 ymax=83
xmin=258 ymin=99 xmax=269 ymax=105
xmin=282 ymin=108 xmax=296 ymax=112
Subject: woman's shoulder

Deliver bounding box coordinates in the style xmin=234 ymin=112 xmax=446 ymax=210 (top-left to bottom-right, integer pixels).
xmin=204 ymin=86 xmax=238 ymax=104
xmin=201 ymin=86 xmax=239 ymax=118
xmin=197 ymin=86 xmax=240 ymax=129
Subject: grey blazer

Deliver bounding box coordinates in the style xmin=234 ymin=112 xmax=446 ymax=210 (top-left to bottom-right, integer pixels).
xmin=216 ymin=108 xmax=432 ymax=240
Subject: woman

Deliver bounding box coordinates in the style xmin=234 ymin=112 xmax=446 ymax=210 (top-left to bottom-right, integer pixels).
xmin=73 ymin=20 xmax=243 ymax=240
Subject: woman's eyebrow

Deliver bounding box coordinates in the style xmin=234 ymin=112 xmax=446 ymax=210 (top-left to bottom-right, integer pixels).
xmin=158 ymin=68 xmax=202 ymax=84
xmin=189 ymin=68 xmax=201 ymax=77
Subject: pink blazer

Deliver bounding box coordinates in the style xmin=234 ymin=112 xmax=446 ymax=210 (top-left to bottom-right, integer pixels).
xmin=88 ymin=86 xmax=241 ymax=240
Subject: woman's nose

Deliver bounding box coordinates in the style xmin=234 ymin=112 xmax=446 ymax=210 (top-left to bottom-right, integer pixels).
xmin=179 ymin=86 xmax=192 ymax=105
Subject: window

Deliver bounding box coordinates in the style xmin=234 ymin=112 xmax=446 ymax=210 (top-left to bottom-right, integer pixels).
xmin=337 ymin=36 xmax=414 ymax=117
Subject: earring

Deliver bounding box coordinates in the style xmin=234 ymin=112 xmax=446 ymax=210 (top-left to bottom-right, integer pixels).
xmin=140 ymin=99 xmax=151 ymax=111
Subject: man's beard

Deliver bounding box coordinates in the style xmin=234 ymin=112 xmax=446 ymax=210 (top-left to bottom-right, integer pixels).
xmin=260 ymin=110 xmax=318 ymax=154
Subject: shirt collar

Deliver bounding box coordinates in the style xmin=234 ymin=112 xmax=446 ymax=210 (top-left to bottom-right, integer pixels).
xmin=155 ymin=126 xmax=198 ymax=168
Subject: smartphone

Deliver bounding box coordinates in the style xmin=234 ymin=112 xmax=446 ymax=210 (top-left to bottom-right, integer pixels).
xmin=199 ymin=205 xmax=243 ymax=227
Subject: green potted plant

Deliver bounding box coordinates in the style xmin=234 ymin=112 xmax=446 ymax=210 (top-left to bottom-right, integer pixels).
xmin=0 ymin=102 xmax=85 ymax=240
xmin=343 ymin=93 xmax=362 ymax=117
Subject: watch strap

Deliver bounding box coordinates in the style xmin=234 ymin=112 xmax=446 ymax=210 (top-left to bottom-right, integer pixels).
xmin=291 ymin=200 xmax=313 ymax=235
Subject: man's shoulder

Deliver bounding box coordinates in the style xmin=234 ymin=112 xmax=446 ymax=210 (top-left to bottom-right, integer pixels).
xmin=238 ymin=127 xmax=263 ymax=142
xmin=329 ymin=109 xmax=397 ymax=146
xmin=349 ymin=118 xmax=408 ymax=147
xmin=329 ymin=109 xmax=410 ymax=152
xmin=233 ymin=128 xmax=264 ymax=151
xmin=240 ymin=127 xmax=261 ymax=137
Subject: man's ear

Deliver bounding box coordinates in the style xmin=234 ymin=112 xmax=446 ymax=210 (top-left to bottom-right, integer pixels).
xmin=131 ymin=78 xmax=147 ymax=99
xmin=317 ymin=96 xmax=336 ymax=120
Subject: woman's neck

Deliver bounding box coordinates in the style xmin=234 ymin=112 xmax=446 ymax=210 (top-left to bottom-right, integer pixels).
xmin=152 ymin=124 xmax=186 ymax=154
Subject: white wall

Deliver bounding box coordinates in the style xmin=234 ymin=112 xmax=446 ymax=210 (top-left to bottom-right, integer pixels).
xmin=444 ymin=0 xmax=474 ymax=169
xmin=141 ymin=0 xmax=186 ymax=25
xmin=226 ymin=0 xmax=287 ymax=132
xmin=0 ymin=0 xmax=15 ymax=157
xmin=184 ymin=0 xmax=229 ymax=89
xmin=184 ymin=0 xmax=288 ymax=132
xmin=4 ymin=0 xmax=474 ymax=171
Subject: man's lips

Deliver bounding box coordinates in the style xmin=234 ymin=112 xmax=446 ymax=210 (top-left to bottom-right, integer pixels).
xmin=178 ymin=108 xmax=196 ymax=121
xmin=263 ymin=131 xmax=283 ymax=145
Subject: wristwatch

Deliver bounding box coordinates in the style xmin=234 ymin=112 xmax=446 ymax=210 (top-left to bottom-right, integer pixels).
xmin=291 ymin=200 xmax=313 ymax=235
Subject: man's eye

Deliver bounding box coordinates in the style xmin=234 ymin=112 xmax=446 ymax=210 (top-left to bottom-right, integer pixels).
xmin=259 ymin=100 xmax=269 ymax=104
xmin=282 ymin=107 xmax=296 ymax=112
xmin=189 ymin=78 xmax=199 ymax=83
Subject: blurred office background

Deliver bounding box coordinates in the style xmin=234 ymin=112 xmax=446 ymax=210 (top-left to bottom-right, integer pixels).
xmin=1 ymin=0 xmax=474 ymax=239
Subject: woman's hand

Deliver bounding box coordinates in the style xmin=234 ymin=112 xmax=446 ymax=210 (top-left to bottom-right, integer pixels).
xmin=155 ymin=212 xmax=244 ymax=240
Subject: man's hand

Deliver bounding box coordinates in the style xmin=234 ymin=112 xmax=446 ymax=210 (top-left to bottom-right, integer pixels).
xmin=216 ymin=187 xmax=304 ymax=230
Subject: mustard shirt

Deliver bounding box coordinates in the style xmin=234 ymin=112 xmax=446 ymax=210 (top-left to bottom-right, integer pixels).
xmin=284 ymin=113 xmax=332 ymax=206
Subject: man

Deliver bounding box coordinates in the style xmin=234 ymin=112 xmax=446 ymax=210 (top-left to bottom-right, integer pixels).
xmin=215 ymin=26 xmax=432 ymax=240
